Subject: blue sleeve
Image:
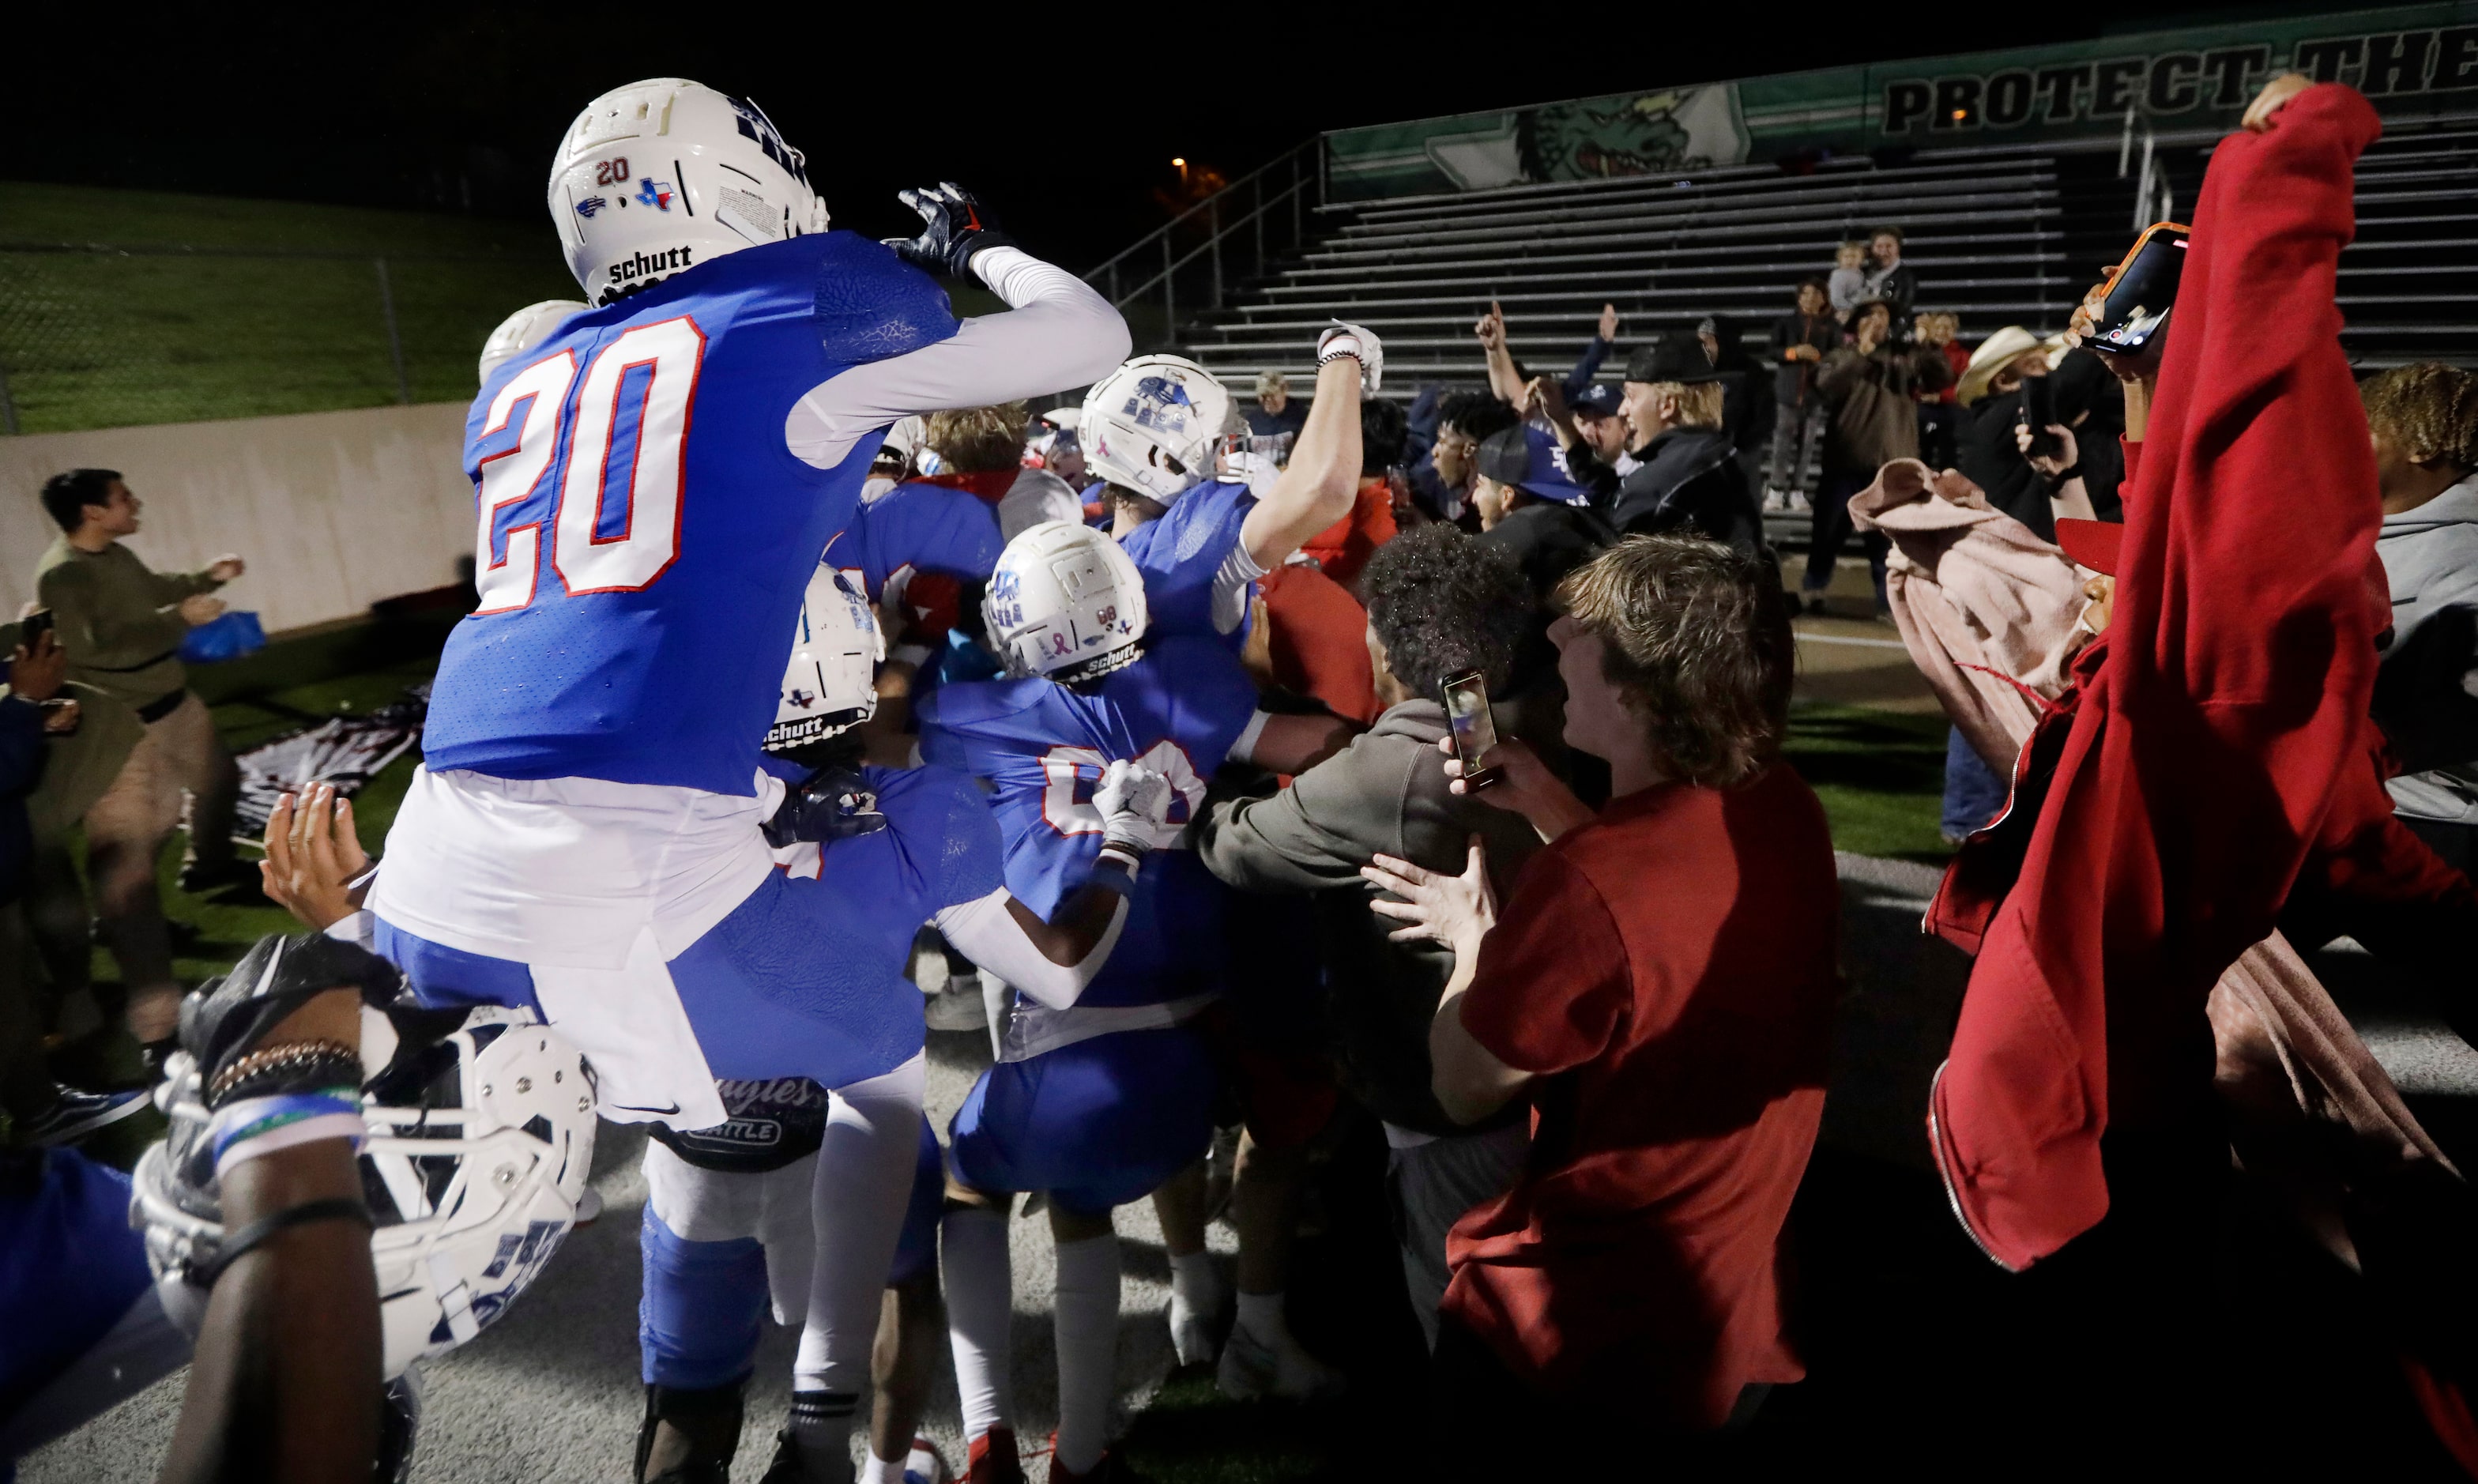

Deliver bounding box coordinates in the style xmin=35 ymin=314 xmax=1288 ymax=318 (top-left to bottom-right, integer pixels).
xmin=811 ymin=233 xmax=958 ymax=361
xmin=0 ymin=698 xmax=45 ymax=798
xmin=0 ymin=1150 xmax=153 ymax=1412
xmin=870 ymin=764 xmax=1005 ymax=911
xmin=831 ymin=484 xmax=1004 ymax=599
xmin=1565 ymin=336 xmax=1612 ymax=399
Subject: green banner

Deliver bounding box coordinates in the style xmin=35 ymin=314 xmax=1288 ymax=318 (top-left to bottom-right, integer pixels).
xmin=1325 ymin=4 xmax=2478 ymax=200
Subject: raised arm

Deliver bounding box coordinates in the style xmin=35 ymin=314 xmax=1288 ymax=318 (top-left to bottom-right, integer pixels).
xmin=1236 ymin=325 xmax=1381 ymax=571
xmin=783 ymin=185 xmax=1131 ymax=470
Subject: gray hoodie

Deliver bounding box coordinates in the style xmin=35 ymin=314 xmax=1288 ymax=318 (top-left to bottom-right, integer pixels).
xmin=2374 ymin=474 xmax=2478 ymax=821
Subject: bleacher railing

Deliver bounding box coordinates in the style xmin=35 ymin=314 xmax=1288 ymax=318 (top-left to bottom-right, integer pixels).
xmin=1082 ymin=138 xmax=1324 ymax=352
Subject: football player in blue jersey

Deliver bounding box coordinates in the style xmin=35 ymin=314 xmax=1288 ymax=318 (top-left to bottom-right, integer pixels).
xmin=363 ymin=77 xmax=1128 ymax=1482
xmin=635 ymin=568 xmax=1170 ymax=1484
xmin=916 ymin=320 xmax=1376 ymax=1480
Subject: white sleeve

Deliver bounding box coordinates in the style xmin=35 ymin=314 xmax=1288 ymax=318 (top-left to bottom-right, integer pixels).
xmin=783 ymin=247 xmax=1131 ymax=469
xmin=1226 ymin=708 xmax=1273 ymax=768
xmin=932 ymin=886 xmax=1128 ymax=1011
xmin=1210 ymin=541 xmax=1268 ymax=636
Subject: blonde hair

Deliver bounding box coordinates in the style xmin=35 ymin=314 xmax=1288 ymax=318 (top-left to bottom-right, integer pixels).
xmin=2362 ymin=363 xmax=2478 ymax=470
xmin=1647 ymin=381 xmax=1725 ymax=431
xmin=924 ymin=402 xmax=1030 ymax=473
xmin=1256 ymin=371 xmax=1289 ymax=398
xmin=1555 ymin=536 xmax=1794 ymax=788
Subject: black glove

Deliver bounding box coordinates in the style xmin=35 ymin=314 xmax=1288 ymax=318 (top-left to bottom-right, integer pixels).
xmin=764 ymin=765 xmax=890 ymax=846
xmin=882 ymin=182 xmax=1014 ymax=279
xmin=177 ymin=931 xmax=401 ymax=1103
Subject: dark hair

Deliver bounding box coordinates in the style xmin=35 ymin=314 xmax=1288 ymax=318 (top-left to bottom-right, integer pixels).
xmin=1843 ymin=298 xmax=1891 ymax=333
xmin=1361 ymin=525 xmax=1535 ymax=699
xmin=1795 ymin=275 xmax=1829 ymax=297
xmin=1360 ymin=397 xmax=1408 ymax=476
xmin=1871 ymin=224 xmax=1905 ymax=244
xmin=1555 ymin=535 xmax=1794 ymax=788
xmin=40 ymin=469 xmax=122 ymax=533
xmin=1436 ymin=389 xmax=1520 ymax=443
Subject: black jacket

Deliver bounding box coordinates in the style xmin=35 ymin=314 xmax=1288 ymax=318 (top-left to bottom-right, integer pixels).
xmin=1768 ymin=311 xmax=1841 ymax=408
xmin=1574 ymin=427 xmax=1764 ymax=557
xmin=1476 ymin=499 xmax=1616 ymax=601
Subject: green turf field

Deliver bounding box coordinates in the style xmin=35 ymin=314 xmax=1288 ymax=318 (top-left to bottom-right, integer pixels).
xmin=0 ymin=182 xmax=578 ymax=431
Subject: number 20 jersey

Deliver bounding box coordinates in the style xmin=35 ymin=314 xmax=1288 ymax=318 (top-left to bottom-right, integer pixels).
xmin=424 ymin=232 xmax=959 ymax=797
xmin=917 ymin=634 xmax=1258 ymax=1010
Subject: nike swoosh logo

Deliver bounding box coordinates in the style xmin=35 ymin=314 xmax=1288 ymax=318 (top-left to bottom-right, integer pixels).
xmin=613 ymin=1102 xmax=680 ymax=1117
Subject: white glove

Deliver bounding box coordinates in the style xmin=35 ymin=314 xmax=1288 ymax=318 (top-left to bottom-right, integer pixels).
xmin=1094 ymin=759 xmax=1173 ymax=854
xmin=1316 ymin=320 xmax=1384 ymax=395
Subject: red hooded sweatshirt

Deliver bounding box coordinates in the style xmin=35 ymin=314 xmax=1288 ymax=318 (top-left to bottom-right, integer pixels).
xmin=1926 ymin=85 xmax=2397 ymax=1271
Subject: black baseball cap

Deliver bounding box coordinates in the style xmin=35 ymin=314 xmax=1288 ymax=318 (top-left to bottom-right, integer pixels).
xmin=1624 ymin=331 xmax=1722 ymax=386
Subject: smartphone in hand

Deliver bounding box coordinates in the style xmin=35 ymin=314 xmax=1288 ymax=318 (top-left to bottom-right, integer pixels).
xmin=1441 ymin=670 xmax=1501 ymax=790
xmin=2019 ymin=375 xmax=2064 ymax=461
xmin=2091 ymin=223 xmax=2189 ymax=356
xmin=17 ymin=608 xmax=54 ymax=646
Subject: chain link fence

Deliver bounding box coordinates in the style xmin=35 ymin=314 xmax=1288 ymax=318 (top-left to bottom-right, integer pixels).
xmin=0 ymin=244 xmax=578 ymax=435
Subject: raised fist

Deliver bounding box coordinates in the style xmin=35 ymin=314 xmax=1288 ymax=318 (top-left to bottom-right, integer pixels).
xmin=1095 ymin=759 xmax=1174 ymax=853
xmin=883 ymin=182 xmax=1015 ymax=279
xmin=1318 ymin=320 xmax=1384 ymax=395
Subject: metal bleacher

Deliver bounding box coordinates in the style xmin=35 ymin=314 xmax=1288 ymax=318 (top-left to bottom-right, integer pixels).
xmin=1139 ymin=115 xmax=2478 ymax=394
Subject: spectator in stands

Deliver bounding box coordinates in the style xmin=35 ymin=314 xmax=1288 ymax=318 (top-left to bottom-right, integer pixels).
xmin=1767 ymin=278 xmax=1840 ymax=511
xmin=1562 ymin=334 xmax=1764 ymax=559
xmin=1827 ymin=240 xmax=1870 ymax=315
xmin=1421 ymin=390 xmax=1522 ymax=525
xmin=1864 ymin=227 xmax=1917 ymax=324
xmin=1195 ymin=525 xmax=1540 ymax=1350
xmin=35 ymin=469 xmax=245 ymax=1048
xmin=1472 ymin=425 xmax=1615 ymax=601
xmin=1801 ymin=300 xmax=1952 ymax=615
xmin=1248 ymin=371 xmax=1309 ymax=450
xmin=2363 ymin=363 xmax=2478 ymax=868
xmin=1365 ymin=536 xmax=1833 ymax=1466
xmin=1915 ymin=312 xmax=1967 ymax=470
xmin=1565 ymin=382 xmax=1633 ymax=473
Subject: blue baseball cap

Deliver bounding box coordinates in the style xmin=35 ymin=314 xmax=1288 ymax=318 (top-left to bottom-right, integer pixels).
xmin=1478 ymin=424 xmax=1590 ymax=506
xmin=1570 ymin=382 xmax=1623 ymax=417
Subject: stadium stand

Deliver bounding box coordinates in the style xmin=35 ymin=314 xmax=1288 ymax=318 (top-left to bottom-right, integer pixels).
xmin=1166 ymin=117 xmax=2478 ymax=392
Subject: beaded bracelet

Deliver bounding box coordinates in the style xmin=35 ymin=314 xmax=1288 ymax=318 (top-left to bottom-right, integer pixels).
xmin=208 ymin=1039 xmax=362 ymax=1108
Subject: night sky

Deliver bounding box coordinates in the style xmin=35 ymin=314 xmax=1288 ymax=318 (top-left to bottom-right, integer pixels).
xmin=21 ymin=3 xmax=2289 ymax=267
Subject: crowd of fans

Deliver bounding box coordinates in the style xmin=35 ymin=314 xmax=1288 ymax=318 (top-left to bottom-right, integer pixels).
xmin=8 ymin=68 xmax=2478 ymax=1484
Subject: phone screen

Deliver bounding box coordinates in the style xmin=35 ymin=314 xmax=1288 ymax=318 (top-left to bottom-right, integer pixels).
xmin=1441 ymin=670 xmax=1500 ymax=789
xmin=2093 ymin=225 xmax=2189 ymax=355
xmin=2018 ymin=375 xmax=2062 ymax=460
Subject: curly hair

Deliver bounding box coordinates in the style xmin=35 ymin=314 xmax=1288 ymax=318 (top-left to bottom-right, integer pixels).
xmin=1555 ymin=535 xmax=1795 ymax=788
xmin=1361 ymin=525 xmax=1535 ymax=700
xmin=1436 ymin=389 xmax=1520 ymax=443
xmin=2362 ymin=363 xmax=2478 ymax=471
xmin=925 ymin=402 xmax=1031 ymax=473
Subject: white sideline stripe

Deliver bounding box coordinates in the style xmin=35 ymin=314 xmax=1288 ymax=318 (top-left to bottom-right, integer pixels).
xmin=1795 ymin=631 xmax=1911 ymax=650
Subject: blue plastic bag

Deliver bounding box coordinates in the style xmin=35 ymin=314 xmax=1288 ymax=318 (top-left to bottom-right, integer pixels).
xmin=179 ymin=611 xmax=266 ymax=664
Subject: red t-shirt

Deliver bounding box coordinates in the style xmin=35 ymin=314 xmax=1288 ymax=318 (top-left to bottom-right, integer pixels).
xmin=1296 ymin=477 xmax=1399 ymax=590
xmin=1256 ymin=564 xmax=1381 ymax=725
xmin=1443 ymin=764 xmax=1840 ymax=1426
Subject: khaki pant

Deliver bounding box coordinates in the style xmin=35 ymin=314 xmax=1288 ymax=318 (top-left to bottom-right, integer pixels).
xmin=77 ymin=691 xmax=234 ymax=1025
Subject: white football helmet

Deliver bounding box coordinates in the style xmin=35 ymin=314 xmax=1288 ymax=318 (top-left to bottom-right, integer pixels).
xmin=134 ymin=1008 xmax=597 ymax=1380
xmin=984 ymin=520 xmax=1149 ymax=682
xmin=548 ymin=79 xmax=830 ymax=307
xmin=1080 ymin=355 xmax=1231 ymax=507
xmin=770 ymin=564 xmax=883 ymax=751
xmin=477 ymin=299 xmax=587 ymax=385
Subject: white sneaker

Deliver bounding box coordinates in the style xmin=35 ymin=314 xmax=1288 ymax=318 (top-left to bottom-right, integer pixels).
xmin=1215 ymin=1320 xmax=1346 ymax=1403
xmin=1169 ymin=1283 xmax=1222 ymax=1367
xmin=925 ymin=984 xmax=989 ymax=1033
xmin=1761 ymin=488 xmax=1787 ymax=513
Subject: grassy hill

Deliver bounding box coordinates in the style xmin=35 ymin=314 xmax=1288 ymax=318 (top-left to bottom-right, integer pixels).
xmin=0 ymin=182 xmax=578 ymax=432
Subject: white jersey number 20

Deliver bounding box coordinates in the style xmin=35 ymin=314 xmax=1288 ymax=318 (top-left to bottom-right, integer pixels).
xmin=472 ymin=316 xmax=707 ymax=614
